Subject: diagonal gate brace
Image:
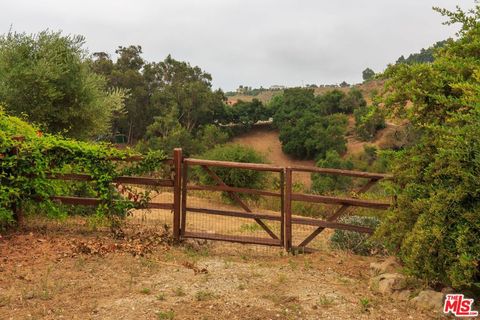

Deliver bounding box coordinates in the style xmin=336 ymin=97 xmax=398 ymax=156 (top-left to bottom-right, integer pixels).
xmin=298 ymin=178 xmax=380 ymax=248
xmin=201 ymin=165 xmax=279 ymax=240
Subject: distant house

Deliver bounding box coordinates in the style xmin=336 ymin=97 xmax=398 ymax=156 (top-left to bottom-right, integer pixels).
xmin=269 ymin=85 xmax=286 ymax=90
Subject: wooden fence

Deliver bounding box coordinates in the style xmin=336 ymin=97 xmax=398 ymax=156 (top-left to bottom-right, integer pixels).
xmin=5 ymin=145 xmax=393 ymax=252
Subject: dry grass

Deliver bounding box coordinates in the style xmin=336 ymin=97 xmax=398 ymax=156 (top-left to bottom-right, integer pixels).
xmin=0 ymin=217 xmax=434 ymax=320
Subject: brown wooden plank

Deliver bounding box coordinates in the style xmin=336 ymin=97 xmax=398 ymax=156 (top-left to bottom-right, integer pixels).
xmin=298 ymin=178 xmax=380 ymax=247
xmin=290 ymin=166 xmax=392 ymax=179
xmin=186 ymin=207 xmax=281 ymax=221
xmin=187 ymin=184 xmax=280 ymax=197
xmin=183 ymin=232 xmax=282 ymax=246
xmin=180 ymin=161 xmax=188 ymax=236
xmin=201 ymin=165 xmax=279 ymax=240
xmin=291 ymin=216 xmax=374 ymax=234
xmin=173 ymin=148 xmax=182 ymax=241
xmin=280 ymin=170 xmax=285 ymax=246
xmin=46 ymin=173 xmax=174 ymax=187
xmin=284 ymin=168 xmax=293 ymax=251
xmin=291 ymin=193 xmax=390 ymax=209
xmin=108 ymin=156 xmax=173 ymax=165
xmin=186 ymin=158 xmax=283 ymax=172
xmin=50 ymin=196 xmax=173 ymax=210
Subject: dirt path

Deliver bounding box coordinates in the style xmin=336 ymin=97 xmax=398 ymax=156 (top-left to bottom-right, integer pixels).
xmin=231 ymin=126 xmax=315 ymax=188
xmin=0 ymin=220 xmax=434 ymax=320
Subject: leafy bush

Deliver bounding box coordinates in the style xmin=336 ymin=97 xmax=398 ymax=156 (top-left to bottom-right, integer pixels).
xmin=195 ymin=144 xmax=268 ymax=199
xmin=311 ymin=149 xmax=354 ymax=194
xmin=0 ymin=31 xmax=125 ymax=139
xmin=279 ymin=113 xmax=348 ymax=159
xmin=271 ymin=88 xmax=363 ymax=160
xmin=354 ymin=105 xmax=385 ymax=141
xmin=376 ymin=4 xmax=480 ymax=289
xmin=330 ymin=215 xmax=383 ymax=255
xmin=0 ymin=108 xmax=165 ymax=228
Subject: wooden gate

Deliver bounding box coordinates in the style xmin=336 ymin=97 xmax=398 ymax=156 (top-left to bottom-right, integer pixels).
xmin=173 ymin=154 xmax=392 ymax=252
xmin=175 ymin=158 xmax=285 ymax=247
xmin=284 ymin=166 xmax=392 ymax=252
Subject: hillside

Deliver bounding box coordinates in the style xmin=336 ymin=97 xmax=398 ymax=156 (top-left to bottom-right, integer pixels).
xmin=227 ymin=80 xmax=384 ymax=105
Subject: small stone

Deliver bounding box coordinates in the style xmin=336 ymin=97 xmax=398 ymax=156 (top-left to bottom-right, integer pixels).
xmin=411 ymin=290 xmax=444 ymax=311
xmin=371 ymin=273 xmax=407 ymax=294
xmin=392 ymin=290 xmax=412 ymax=301
xmin=370 ymin=256 xmax=401 ymax=275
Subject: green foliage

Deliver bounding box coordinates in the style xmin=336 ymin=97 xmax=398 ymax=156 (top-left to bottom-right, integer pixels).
xmin=195 ymin=144 xmax=268 ymax=199
xmin=354 ymin=104 xmax=386 ymax=141
xmin=377 ymin=4 xmax=480 ymax=289
xmin=0 ymin=31 xmax=125 ymax=140
xmin=272 ymin=88 xmax=364 ymax=160
xmin=223 ymin=99 xmax=271 ymax=130
xmin=362 ymin=68 xmax=375 ymax=81
xmin=311 ymin=150 xmax=354 ymax=194
xmin=279 ymin=113 xmax=348 ymax=159
xmin=330 ymin=215 xmax=383 ymax=256
xmin=137 ymin=108 xmax=229 ymax=157
xmin=395 ymin=40 xmax=448 ymax=65
xmin=0 ymin=108 xmax=166 ymax=228
xmin=92 ymin=50 xmax=226 ymax=142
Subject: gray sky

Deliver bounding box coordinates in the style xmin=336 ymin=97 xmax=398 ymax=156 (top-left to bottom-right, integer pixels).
xmin=1 ymin=0 xmax=475 ymax=91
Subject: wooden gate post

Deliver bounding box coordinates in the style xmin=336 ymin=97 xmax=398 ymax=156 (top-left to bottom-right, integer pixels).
xmin=172 ymin=148 xmax=182 ymax=242
xmin=284 ymin=167 xmax=292 ymax=252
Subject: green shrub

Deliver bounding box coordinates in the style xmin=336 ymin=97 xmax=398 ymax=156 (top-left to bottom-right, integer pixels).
xmin=0 ymin=108 xmax=165 ymax=228
xmin=354 ymin=105 xmax=385 ymax=141
xmin=330 ymin=216 xmax=383 ymax=255
xmin=376 ymin=4 xmax=480 ymax=289
xmin=311 ymin=150 xmax=354 ymax=194
xmin=195 ymin=144 xmax=268 ymax=199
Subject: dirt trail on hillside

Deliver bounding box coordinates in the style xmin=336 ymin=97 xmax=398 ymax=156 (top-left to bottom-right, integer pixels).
xmin=345 ymin=116 xmax=404 ymax=155
xmin=231 ymin=126 xmax=315 ymax=188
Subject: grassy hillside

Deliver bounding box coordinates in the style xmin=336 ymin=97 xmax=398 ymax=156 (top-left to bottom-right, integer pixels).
xmin=227 ymin=80 xmax=384 ymax=105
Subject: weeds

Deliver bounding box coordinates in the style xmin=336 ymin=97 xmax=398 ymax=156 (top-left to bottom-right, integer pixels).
xmin=173 ymin=287 xmax=186 ymax=297
xmin=140 ymin=287 xmax=151 ymax=295
xmin=156 ymin=310 xmax=175 ymax=320
xmin=317 ymin=294 xmax=335 ymax=307
xmin=156 ymin=292 xmax=166 ymax=301
xmin=359 ymin=297 xmax=371 ymax=312
xmin=195 ymin=290 xmax=215 ymax=301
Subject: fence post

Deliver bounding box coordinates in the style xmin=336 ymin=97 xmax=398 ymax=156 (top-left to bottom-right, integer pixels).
xmin=180 ymin=160 xmax=188 ymax=236
xmin=284 ymin=167 xmax=292 ymax=252
xmin=11 ymin=136 xmax=25 ymax=226
xmin=280 ymin=169 xmax=285 ymax=246
xmin=172 ymin=148 xmax=182 ymax=242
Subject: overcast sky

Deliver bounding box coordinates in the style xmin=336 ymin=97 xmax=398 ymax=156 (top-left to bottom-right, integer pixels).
xmin=1 ymin=0 xmax=475 ymax=90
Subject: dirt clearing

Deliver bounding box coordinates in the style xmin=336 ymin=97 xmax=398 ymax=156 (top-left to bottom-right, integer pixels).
xmin=0 ymin=218 xmax=435 ymax=320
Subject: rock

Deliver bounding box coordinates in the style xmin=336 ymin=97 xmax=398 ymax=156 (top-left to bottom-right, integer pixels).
xmin=370 ymin=273 xmax=407 ymax=294
xmin=441 ymin=287 xmax=455 ymax=294
xmin=411 ymin=290 xmax=444 ymax=311
xmin=392 ymin=290 xmax=412 ymax=301
xmin=370 ymin=256 xmax=401 ymax=275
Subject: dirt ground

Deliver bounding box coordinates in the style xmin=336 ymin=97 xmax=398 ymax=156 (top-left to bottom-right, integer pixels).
xmin=0 ymin=217 xmax=437 ymax=320
xmin=231 ymin=126 xmax=315 ymax=188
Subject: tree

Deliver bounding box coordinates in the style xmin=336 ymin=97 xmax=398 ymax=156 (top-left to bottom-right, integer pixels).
xmin=362 ymin=68 xmax=375 ymax=81
xmin=0 ymin=31 xmax=125 ymax=139
xmin=226 ymin=99 xmax=271 ymax=129
xmin=395 ymin=40 xmax=448 ymax=65
xmin=377 ymin=4 xmax=480 ymax=289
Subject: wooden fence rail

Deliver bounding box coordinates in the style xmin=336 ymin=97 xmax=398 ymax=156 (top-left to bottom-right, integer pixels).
xmin=4 ymin=142 xmax=393 ymax=252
